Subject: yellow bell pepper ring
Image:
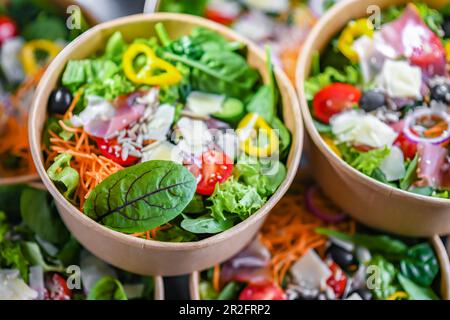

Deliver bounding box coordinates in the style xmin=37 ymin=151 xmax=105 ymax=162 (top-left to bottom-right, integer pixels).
xmin=337 ymin=18 xmax=374 ymax=62
xmin=321 ymin=135 xmax=341 ymax=158
xmin=20 ymin=39 xmax=62 ymax=75
xmin=237 ymin=113 xmax=279 ymax=158
xmin=387 ymin=291 xmax=408 ymax=300
xmin=123 ymin=43 xmax=182 ymax=86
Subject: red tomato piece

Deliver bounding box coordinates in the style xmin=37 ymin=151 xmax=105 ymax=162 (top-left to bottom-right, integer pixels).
xmin=205 ymin=8 xmax=236 ymax=25
xmin=410 ymin=36 xmax=446 ymax=72
xmin=95 ymin=137 xmax=139 ymax=167
xmin=394 ymin=132 xmax=417 ymax=160
xmin=313 ymin=83 xmax=361 ymax=124
xmin=326 ymin=262 xmax=347 ymax=299
xmin=195 ymin=150 xmax=233 ymax=196
xmin=238 ymin=282 xmax=286 ymax=300
xmin=45 ymin=274 xmax=72 ymax=300
xmin=0 ymin=16 xmax=18 ymax=45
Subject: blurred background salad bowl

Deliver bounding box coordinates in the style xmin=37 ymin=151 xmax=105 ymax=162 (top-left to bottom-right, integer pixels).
xmin=296 ymin=0 xmax=450 ymax=237
xmin=0 ymin=0 xmax=97 ymax=186
xmin=28 ymin=13 xmax=302 ymax=276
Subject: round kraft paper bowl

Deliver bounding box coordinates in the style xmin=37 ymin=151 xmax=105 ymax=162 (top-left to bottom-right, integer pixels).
xmin=28 ymin=13 xmax=303 ymax=276
xmin=189 ymin=236 xmax=450 ymax=300
xmin=296 ymin=0 xmax=450 ymax=237
xmin=0 ymin=0 xmax=97 ymax=186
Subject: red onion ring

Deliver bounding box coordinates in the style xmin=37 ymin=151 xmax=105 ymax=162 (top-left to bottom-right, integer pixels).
xmin=403 ymin=108 xmax=450 ymax=145
xmin=305 ymin=185 xmax=347 ymax=224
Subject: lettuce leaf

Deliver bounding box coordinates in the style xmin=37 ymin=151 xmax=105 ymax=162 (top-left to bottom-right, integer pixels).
xmin=338 ymin=144 xmax=390 ymax=176
xmin=208 ymin=178 xmax=265 ymax=222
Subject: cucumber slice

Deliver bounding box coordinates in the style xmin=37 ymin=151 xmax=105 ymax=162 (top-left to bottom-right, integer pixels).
xmin=212 ymin=98 xmax=245 ymax=122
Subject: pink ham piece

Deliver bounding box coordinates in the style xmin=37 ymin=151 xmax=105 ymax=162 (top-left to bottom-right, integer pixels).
xmin=220 ymin=237 xmax=272 ymax=285
xmin=416 ymin=142 xmax=448 ymax=188
xmin=374 ymin=4 xmax=446 ymax=77
xmin=76 ymin=92 xmax=146 ymax=138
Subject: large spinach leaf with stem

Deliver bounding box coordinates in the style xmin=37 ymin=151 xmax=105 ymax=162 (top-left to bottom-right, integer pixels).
xmin=20 ymin=187 xmax=70 ymax=246
xmin=399 ymin=242 xmax=439 ymax=287
xmin=84 ymin=160 xmax=196 ymax=233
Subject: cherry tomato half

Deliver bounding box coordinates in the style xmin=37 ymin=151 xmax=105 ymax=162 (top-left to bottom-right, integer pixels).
xmin=0 ymin=16 xmax=18 ymax=45
xmin=238 ymin=282 xmax=286 ymax=300
xmin=313 ymin=83 xmax=361 ymax=124
xmin=190 ymin=150 xmax=233 ymax=196
xmin=95 ymin=137 xmax=139 ymax=167
xmin=326 ymin=262 xmax=347 ymax=299
xmin=45 ymin=274 xmax=72 ymax=300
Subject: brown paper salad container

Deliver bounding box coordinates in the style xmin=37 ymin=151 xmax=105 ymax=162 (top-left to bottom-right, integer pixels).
xmin=28 ymin=13 xmax=303 ymax=276
xmin=0 ymin=0 xmax=97 ymax=186
xmin=296 ymin=0 xmax=450 ymax=236
xmin=189 ymin=235 xmax=450 ymax=300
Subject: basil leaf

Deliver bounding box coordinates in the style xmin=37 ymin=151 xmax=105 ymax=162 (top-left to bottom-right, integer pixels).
xmin=87 ymin=276 xmax=128 ymax=300
xmin=316 ymin=228 xmax=408 ymax=255
xmin=397 ymin=273 xmax=439 ymax=300
xmin=400 ymin=243 xmax=439 ymax=287
xmin=181 ymin=214 xmax=234 ymax=234
xmin=20 ymin=188 xmax=70 ymax=245
xmin=84 ymin=160 xmax=196 ymax=233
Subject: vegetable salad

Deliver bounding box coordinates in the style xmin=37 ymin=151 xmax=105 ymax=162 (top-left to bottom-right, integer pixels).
xmin=43 ymin=24 xmax=292 ymax=242
xmin=0 ymin=184 xmax=155 ymax=300
xmin=199 ymin=184 xmax=443 ymax=300
xmin=306 ymin=2 xmax=450 ymax=198
xmin=0 ymin=0 xmax=89 ymax=179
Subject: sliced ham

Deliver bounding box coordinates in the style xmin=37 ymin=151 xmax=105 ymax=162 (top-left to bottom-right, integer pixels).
xmin=416 ymin=142 xmax=448 ymax=188
xmin=373 ymin=4 xmax=446 ymax=77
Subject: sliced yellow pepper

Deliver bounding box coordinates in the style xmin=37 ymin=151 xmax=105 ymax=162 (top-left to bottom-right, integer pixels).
xmin=237 ymin=113 xmax=279 ymax=158
xmin=445 ymin=41 xmax=450 ymax=61
xmin=20 ymin=39 xmax=62 ymax=75
xmin=321 ymin=135 xmax=341 ymax=158
xmin=387 ymin=291 xmax=408 ymax=300
xmin=337 ymin=18 xmax=374 ymax=62
xmin=123 ymin=43 xmax=182 ymax=86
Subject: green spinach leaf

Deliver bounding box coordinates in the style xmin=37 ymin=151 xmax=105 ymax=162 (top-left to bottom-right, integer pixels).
xmin=400 ymin=243 xmax=438 ymax=287
xmin=316 ymin=228 xmax=408 ymax=256
xmin=84 ymin=160 xmax=196 ymax=233
xmin=20 ymin=241 xmax=64 ymax=273
xmin=397 ymin=273 xmax=439 ymax=300
xmin=20 ymin=187 xmax=70 ymax=245
xmin=181 ymin=214 xmax=234 ymax=234
xmin=87 ymin=276 xmax=128 ymax=300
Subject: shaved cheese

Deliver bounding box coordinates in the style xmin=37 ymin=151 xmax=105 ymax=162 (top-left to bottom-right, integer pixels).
xmin=141 ymin=141 xmax=183 ymax=164
xmin=0 ymin=270 xmax=38 ymax=300
xmin=145 ymin=104 xmax=175 ymax=141
xmin=186 ymin=91 xmax=225 ymax=117
xmin=289 ymin=249 xmax=331 ymax=290
xmin=242 ymin=0 xmax=289 ymax=13
xmin=377 ymin=60 xmax=422 ymax=99
xmin=331 ymin=110 xmax=398 ymax=148
xmin=380 ymin=146 xmax=406 ymax=181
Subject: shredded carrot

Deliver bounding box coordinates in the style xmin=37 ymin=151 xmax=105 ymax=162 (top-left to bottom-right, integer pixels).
xmin=44 ymin=122 xmax=123 ymax=208
xmin=213 ymin=264 xmax=221 ymax=292
xmin=260 ymin=184 xmax=356 ymax=286
xmin=63 ymin=91 xmax=81 ymax=120
xmin=0 ymin=69 xmax=44 ymax=177
xmin=424 ymin=121 xmax=448 ymax=138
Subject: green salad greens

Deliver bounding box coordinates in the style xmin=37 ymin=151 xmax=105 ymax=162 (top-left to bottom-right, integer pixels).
xmin=44 ymin=23 xmax=291 ymax=242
